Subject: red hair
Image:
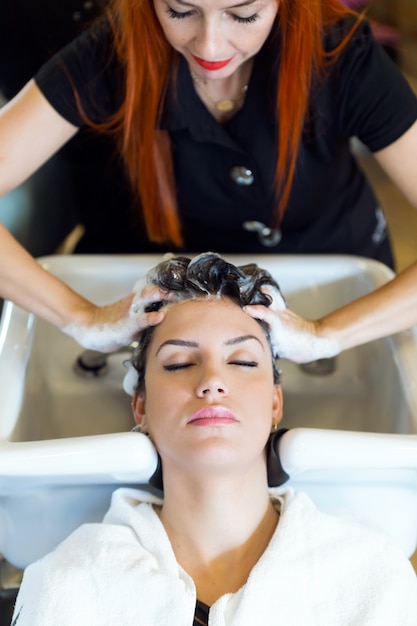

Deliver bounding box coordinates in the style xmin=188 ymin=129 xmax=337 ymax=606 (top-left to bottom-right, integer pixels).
xmin=98 ymin=0 xmax=360 ymax=246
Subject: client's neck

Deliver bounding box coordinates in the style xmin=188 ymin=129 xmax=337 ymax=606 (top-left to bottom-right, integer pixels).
xmin=158 ymin=464 xmax=279 ymax=606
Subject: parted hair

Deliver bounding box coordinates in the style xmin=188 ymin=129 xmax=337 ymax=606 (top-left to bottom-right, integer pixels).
xmin=131 ymin=252 xmax=283 ymax=389
xmin=91 ymin=0 xmax=360 ymax=246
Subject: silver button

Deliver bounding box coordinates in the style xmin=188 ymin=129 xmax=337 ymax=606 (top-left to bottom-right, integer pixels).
xmin=242 ymin=221 xmax=282 ymax=247
xmin=230 ymin=166 xmax=254 ymax=186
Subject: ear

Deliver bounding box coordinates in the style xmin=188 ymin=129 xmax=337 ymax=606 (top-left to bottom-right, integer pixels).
xmin=271 ymin=384 xmax=283 ymax=428
xmin=132 ymin=391 xmax=149 ymax=433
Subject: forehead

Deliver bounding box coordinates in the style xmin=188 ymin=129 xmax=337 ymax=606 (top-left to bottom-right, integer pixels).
xmin=150 ymin=297 xmax=267 ymax=346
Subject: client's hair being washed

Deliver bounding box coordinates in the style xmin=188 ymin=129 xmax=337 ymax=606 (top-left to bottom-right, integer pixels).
xmin=131 ymin=252 xmax=284 ymax=391
xmin=130 ymin=252 xmax=289 ymax=490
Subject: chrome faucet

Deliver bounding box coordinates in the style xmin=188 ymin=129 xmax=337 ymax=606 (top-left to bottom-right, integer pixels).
xmin=73 ymin=342 xmax=138 ymax=378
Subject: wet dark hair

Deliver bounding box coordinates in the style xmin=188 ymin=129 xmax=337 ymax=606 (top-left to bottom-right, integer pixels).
xmin=131 ymin=253 xmax=283 ymax=389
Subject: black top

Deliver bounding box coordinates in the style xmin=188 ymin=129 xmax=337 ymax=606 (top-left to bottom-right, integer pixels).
xmin=35 ymin=18 xmax=417 ymax=264
xmin=194 ymin=600 xmax=210 ymax=626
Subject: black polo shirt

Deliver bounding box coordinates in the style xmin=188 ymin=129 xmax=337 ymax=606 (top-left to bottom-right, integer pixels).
xmin=35 ymin=18 xmax=417 ymax=264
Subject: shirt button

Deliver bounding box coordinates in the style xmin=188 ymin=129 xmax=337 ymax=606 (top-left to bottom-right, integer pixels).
xmin=230 ymin=166 xmax=254 ymax=186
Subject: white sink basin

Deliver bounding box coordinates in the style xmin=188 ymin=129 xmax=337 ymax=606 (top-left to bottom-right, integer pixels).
xmin=1 ymin=254 xmax=417 ymax=568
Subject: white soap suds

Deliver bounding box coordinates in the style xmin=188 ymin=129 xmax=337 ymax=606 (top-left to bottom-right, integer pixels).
xmin=123 ymin=360 xmax=139 ymax=396
xmin=263 ymin=285 xmax=287 ymax=311
xmin=267 ymin=315 xmax=340 ymax=363
xmin=257 ymin=285 xmax=339 ymax=362
xmin=62 ymin=274 xmax=165 ymax=352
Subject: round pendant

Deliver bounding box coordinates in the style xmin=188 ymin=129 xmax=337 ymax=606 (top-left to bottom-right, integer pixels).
xmin=216 ymin=99 xmax=235 ymax=112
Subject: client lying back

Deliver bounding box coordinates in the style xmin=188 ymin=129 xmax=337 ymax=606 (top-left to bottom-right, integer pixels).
xmin=13 ymin=253 xmax=417 ymax=625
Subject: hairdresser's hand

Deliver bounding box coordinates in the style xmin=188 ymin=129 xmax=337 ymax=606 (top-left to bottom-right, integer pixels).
xmin=61 ymin=279 xmax=174 ymax=352
xmin=245 ymin=287 xmax=340 ymax=363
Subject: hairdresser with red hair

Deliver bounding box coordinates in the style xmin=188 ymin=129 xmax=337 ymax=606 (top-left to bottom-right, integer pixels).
xmin=0 ymin=0 xmax=417 ymax=351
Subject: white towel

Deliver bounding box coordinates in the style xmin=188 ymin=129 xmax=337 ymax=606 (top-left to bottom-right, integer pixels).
xmin=12 ymin=487 xmax=417 ymax=625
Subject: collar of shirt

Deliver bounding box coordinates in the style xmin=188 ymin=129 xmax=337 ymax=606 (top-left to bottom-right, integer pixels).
xmin=159 ymin=30 xmax=279 ymax=148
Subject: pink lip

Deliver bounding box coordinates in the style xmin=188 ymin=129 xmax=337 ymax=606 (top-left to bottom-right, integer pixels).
xmin=192 ymin=55 xmax=233 ymax=71
xmin=188 ymin=406 xmax=238 ymax=426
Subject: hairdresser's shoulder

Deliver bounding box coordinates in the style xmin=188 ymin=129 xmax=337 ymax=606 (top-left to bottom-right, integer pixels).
xmin=323 ymin=15 xmax=373 ymax=53
xmin=68 ymin=15 xmax=114 ymax=57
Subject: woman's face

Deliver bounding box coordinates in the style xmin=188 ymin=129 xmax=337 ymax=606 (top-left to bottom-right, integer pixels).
xmin=153 ymin=0 xmax=278 ymax=79
xmin=133 ymin=298 xmax=282 ymax=478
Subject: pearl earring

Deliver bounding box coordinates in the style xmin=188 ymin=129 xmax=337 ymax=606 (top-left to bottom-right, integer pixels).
xmin=131 ymin=424 xmax=149 ymax=436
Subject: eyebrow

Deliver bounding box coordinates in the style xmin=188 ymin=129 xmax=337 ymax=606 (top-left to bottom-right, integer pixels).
xmin=156 ymin=335 xmax=265 ymax=355
xmin=156 ymin=339 xmax=198 ymax=356
xmin=175 ymin=0 xmax=259 ymax=9
xmin=225 ymin=335 xmax=265 ymax=350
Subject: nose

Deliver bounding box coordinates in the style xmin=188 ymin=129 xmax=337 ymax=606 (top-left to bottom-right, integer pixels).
xmin=195 ymin=17 xmax=223 ymax=60
xmin=195 ymin=365 xmax=228 ymax=398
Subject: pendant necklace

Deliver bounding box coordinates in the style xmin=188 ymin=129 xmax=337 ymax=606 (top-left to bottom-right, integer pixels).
xmin=190 ymin=71 xmax=248 ymax=113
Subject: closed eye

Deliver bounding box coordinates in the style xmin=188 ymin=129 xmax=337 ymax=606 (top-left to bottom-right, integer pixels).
xmin=232 ymin=13 xmax=260 ymax=24
xmin=166 ymin=7 xmax=260 ymax=23
xmin=167 ymin=7 xmax=193 ymax=19
xmin=229 ymin=360 xmax=258 ymax=368
xmin=163 ymin=362 xmax=194 ymax=371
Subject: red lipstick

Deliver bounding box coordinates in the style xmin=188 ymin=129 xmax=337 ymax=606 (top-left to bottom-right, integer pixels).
xmin=188 ymin=406 xmax=238 ymax=426
xmin=192 ymin=55 xmax=233 ymax=71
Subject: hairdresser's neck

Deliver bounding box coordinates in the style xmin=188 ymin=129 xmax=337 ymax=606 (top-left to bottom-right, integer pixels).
xmin=159 ymin=463 xmax=279 ymax=605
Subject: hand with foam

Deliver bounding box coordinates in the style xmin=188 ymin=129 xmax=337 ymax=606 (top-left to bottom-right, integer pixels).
xmin=62 ymin=276 xmax=173 ymax=352
xmin=245 ymin=286 xmax=340 ymax=363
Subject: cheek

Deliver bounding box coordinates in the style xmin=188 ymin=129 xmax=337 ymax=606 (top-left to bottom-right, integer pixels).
xmin=251 ymin=11 xmax=278 ymax=46
xmin=153 ymin=9 xmax=174 ymax=42
xmin=158 ymin=21 xmax=172 ymax=43
xmin=253 ymin=381 xmax=277 ymax=415
xmin=237 ymin=29 xmax=269 ymax=56
xmin=157 ymin=19 xmax=187 ymax=49
xmin=144 ymin=377 xmax=184 ymax=419
xmin=143 ymin=382 xmax=166 ymax=411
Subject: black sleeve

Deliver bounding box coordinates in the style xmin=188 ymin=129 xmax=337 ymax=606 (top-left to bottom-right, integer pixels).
xmin=331 ymin=20 xmax=417 ymax=151
xmin=34 ymin=18 xmax=123 ymax=127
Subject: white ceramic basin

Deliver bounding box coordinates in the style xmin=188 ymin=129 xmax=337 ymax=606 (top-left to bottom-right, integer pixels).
xmin=1 ymin=254 xmax=417 ymax=568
